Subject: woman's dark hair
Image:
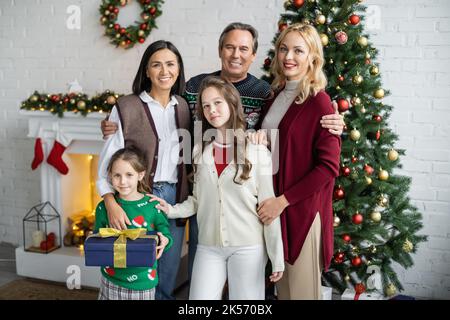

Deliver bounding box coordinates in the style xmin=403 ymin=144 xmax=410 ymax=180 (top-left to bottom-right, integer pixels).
xmin=132 ymin=40 xmax=186 ymax=96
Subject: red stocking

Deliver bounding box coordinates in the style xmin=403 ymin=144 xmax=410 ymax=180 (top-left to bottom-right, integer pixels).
xmin=47 ymin=140 xmax=69 ymax=175
xmin=31 ymin=138 xmax=44 ymax=170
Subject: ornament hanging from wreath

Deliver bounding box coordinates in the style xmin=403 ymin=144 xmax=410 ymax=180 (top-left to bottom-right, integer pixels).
xmin=99 ymin=0 xmax=164 ymax=49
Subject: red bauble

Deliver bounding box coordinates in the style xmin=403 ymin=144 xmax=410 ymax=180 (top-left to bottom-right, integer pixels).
xmin=113 ymin=7 xmax=119 ymax=14
xmin=341 ymin=166 xmax=351 ymax=177
xmin=373 ymin=115 xmax=382 ymax=122
xmin=349 ymin=14 xmax=361 ymax=25
xmin=51 ymin=95 xmax=60 ymax=102
xmin=364 ymin=164 xmax=374 ymax=175
xmin=47 ymin=232 xmax=56 ymax=242
xmin=333 ymin=186 xmax=345 ymax=200
xmin=355 ymin=283 xmax=366 ymax=294
xmin=113 ymin=24 xmax=120 ymax=31
xmin=126 ymin=40 xmax=131 ymax=45
xmin=351 ymin=156 xmax=358 ymax=163
xmin=40 ymin=240 xmax=53 ymax=251
xmin=365 ymin=59 xmax=371 ymax=65
xmin=335 ymin=31 xmax=348 ymax=45
xmin=351 ymin=256 xmax=362 ymax=266
xmin=342 ymin=234 xmax=351 ymax=242
xmin=279 ymin=22 xmax=288 ymax=32
xmin=352 ymin=213 xmax=363 ymax=225
xmin=140 ymin=23 xmax=147 ymax=30
xmin=119 ymin=28 xmax=126 ymax=34
xmin=149 ymin=7 xmax=157 ymax=15
xmin=338 ymin=75 xmax=344 ymax=82
xmin=376 ymin=130 xmax=381 ymax=140
xmin=293 ymin=0 xmax=305 ymax=8
xmin=108 ymin=5 xmax=114 ymax=11
xmin=337 ymin=98 xmax=349 ymax=112
xmin=334 ymin=252 xmax=345 ymax=264
xmin=138 ymin=37 xmax=145 ymax=43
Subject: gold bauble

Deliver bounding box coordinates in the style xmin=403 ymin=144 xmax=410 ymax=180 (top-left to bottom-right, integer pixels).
xmin=365 ymin=52 xmax=371 ymax=59
xmin=344 ymin=275 xmax=350 ymax=281
xmin=142 ymin=13 xmax=150 ymax=21
xmin=120 ymin=0 xmax=127 ymax=5
xmin=320 ymin=33 xmax=329 ymax=46
xmin=138 ymin=30 xmax=145 ymax=37
xmin=120 ymin=41 xmax=127 ymax=47
xmin=385 ymin=284 xmax=397 ymax=297
xmin=370 ymin=66 xmax=379 ymax=75
xmin=30 ymin=95 xmax=39 ymax=102
xmin=336 ymin=85 xmax=341 ymax=90
xmin=69 ymin=98 xmax=76 ymax=104
xmin=370 ymin=211 xmax=382 ymax=222
xmin=351 ymin=96 xmax=361 ymax=106
xmin=370 ymin=245 xmax=377 ymax=253
xmin=360 ymin=106 xmax=366 ymax=113
xmin=333 ymin=215 xmax=341 ymax=227
xmin=388 ymin=149 xmax=399 ymax=161
xmin=374 ymin=88 xmax=385 ymax=99
xmin=352 ymin=74 xmax=363 ymax=85
xmin=77 ymin=100 xmax=86 ymax=110
xmin=106 ymin=95 xmax=117 ymax=105
xmin=350 ymin=129 xmax=361 ymax=141
xmin=403 ymin=239 xmax=414 ymax=253
xmin=316 ymin=14 xmax=326 ymax=25
xmin=115 ymin=33 xmax=121 ymax=39
xmin=104 ymin=10 xmax=110 ymax=15
xmin=378 ymin=194 xmax=389 ymax=207
xmin=100 ymin=16 xmax=107 ymax=24
xmin=358 ymin=36 xmax=368 ymax=47
xmin=365 ymin=176 xmax=372 ymax=185
xmin=378 ymin=169 xmax=389 ymax=181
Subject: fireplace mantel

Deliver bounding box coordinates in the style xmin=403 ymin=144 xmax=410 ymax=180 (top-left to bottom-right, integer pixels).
xmin=16 ymin=110 xmax=106 ymax=288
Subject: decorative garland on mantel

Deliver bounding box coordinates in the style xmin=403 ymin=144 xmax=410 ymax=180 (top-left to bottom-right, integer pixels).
xmin=20 ymin=91 xmax=123 ymax=117
xmin=100 ymin=0 xmax=164 ymax=49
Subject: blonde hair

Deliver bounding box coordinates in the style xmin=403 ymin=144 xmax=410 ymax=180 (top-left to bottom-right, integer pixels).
xmin=271 ymin=23 xmax=327 ymax=104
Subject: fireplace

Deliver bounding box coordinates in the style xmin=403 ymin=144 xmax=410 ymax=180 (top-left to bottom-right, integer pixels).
xmin=16 ymin=110 xmax=105 ymax=288
xmin=16 ymin=110 xmax=189 ymax=289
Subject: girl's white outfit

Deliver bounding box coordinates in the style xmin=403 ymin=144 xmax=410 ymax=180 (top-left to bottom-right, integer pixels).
xmin=167 ymin=142 xmax=284 ymax=300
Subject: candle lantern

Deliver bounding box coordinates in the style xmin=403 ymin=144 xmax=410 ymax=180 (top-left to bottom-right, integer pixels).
xmin=23 ymin=202 xmax=62 ymax=253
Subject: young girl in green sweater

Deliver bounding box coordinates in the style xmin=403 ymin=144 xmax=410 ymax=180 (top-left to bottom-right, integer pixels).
xmin=94 ymin=146 xmax=172 ymax=300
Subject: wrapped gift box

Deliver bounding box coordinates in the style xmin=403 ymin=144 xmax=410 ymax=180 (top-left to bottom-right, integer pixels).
xmin=84 ymin=230 xmax=158 ymax=268
xmin=341 ymin=288 xmax=385 ymax=300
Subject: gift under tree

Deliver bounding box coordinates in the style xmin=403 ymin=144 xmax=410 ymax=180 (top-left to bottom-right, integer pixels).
xmin=262 ymin=0 xmax=426 ymax=297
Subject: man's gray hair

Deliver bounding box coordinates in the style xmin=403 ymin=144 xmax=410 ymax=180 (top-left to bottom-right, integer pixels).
xmin=218 ymin=22 xmax=259 ymax=53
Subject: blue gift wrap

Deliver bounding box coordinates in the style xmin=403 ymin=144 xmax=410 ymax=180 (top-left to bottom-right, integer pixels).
xmin=84 ymin=231 xmax=158 ymax=268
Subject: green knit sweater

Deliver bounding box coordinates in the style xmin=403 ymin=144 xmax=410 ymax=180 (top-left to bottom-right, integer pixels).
xmin=94 ymin=195 xmax=173 ymax=290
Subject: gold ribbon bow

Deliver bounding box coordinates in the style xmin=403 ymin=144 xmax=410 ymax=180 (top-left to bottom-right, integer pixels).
xmin=98 ymin=228 xmax=148 ymax=268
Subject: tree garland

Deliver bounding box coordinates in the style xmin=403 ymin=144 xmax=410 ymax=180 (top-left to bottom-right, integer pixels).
xmin=20 ymin=91 xmax=123 ymax=117
xmin=99 ymin=0 xmax=164 ymax=49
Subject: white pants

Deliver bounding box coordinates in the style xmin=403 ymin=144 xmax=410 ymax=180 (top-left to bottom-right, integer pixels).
xmin=189 ymin=244 xmax=267 ymax=300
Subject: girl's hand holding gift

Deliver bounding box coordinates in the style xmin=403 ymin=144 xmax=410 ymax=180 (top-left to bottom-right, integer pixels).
xmin=156 ymin=232 xmax=169 ymax=259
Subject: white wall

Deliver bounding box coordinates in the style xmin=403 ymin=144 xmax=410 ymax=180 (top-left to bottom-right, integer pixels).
xmin=0 ymin=0 xmax=449 ymax=299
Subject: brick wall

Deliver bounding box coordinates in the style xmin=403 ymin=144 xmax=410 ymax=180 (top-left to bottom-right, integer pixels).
xmin=0 ymin=0 xmax=449 ymax=299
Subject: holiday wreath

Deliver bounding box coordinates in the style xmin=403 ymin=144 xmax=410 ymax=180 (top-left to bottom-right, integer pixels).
xmin=99 ymin=0 xmax=164 ymax=49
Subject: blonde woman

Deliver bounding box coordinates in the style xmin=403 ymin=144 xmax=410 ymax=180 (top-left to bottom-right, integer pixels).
xmin=255 ymin=23 xmax=341 ymax=299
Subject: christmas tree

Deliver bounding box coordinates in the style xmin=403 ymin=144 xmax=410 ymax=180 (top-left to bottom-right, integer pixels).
xmin=262 ymin=0 xmax=427 ymax=297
